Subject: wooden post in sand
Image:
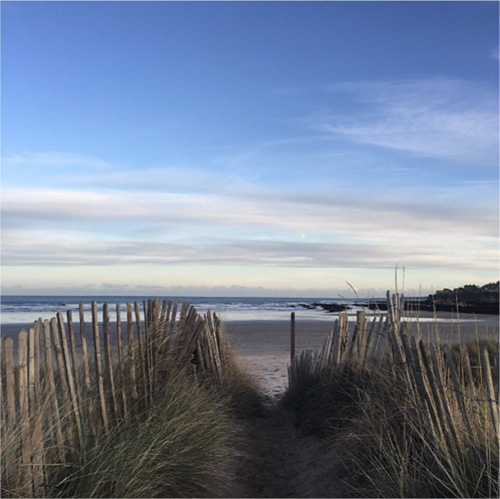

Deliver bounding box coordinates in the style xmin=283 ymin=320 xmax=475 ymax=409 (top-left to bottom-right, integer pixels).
xmin=291 ymin=312 xmax=296 ymax=361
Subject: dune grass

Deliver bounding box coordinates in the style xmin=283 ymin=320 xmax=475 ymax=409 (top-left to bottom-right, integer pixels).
xmin=284 ymin=333 xmax=499 ymax=498
xmin=1 ymin=309 xmax=263 ymax=499
xmin=2 ymin=358 xmax=261 ymax=499
xmin=50 ymin=368 xmax=235 ymax=498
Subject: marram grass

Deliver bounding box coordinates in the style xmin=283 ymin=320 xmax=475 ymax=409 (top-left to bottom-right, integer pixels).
xmin=51 ymin=369 xmax=237 ymax=498
xmin=284 ymin=336 xmax=499 ymax=498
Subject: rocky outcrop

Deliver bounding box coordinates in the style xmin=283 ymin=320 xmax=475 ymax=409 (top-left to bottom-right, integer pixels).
xmin=357 ymin=282 xmax=499 ymax=315
xmin=297 ymin=302 xmax=350 ymax=313
xmin=298 ymin=283 xmax=499 ymax=315
xmin=422 ymin=282 xmax=499 ymax=315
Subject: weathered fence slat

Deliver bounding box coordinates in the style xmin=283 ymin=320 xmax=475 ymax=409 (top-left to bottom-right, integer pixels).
xmin=116 ymin=303 xmax=128 ymax=418
xmin=92 ymin=301 xmax=109 ymax=432
xmin=43 ymin=320 xmax=65 ymax=462
xmin=28 ymin=328 xmax=36 ymax=411
xmin=3 ymin=337 xmax=16 ymax=491
xmin=103 ymin=303 xmax=118 ymax=420
xmin=18 ymin=330 xmax=33 ymax=497
xmin=57 ymin=312 xmax=85 ymax=452
xmin=134 ymin=301 xmax=148 ymax=403
xmin=126 ymin=303 xmax=139 ymax=411
xmin=33 ymin=320 xmax=41 ymax=402
xmin=4 ymin=338 xmax=16 ymax=425
xmin=50 ymin=317 xmax=70 ymax=404
xmin=481 ymin=346 xmax=499 ymax=437
xmin=78 ymin=304 xmax=93 ymax=424
xmin=142 ymin=300 xmax=154 ymax=401
xmin=27 ymin=325 xmax=45 ymax=496
xmin=66 ymin=311 xmax=79 ymax=381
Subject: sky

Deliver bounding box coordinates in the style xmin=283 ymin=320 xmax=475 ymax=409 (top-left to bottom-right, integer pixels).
xmin=1 ymin=1 xmax=499 ymax=297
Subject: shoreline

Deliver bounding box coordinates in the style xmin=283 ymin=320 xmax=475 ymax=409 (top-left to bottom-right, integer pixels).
xmin=1 ymin=311 xmax=498 ymax=343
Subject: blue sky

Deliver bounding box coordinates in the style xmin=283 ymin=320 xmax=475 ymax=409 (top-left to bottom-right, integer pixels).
xmin=1 ymin=1 xmax=498 ymax=297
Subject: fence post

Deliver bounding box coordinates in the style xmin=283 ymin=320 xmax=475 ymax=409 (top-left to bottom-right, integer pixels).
xmin=79 ymin=304 xmax=94 ymax=425
xmin=481 ymin=347 xmax=499 ymax=438
xmin=18 ymin=330 xmax=33 ymax=497
xmin=126 ymin=303 xmax=139 ymax=414
xmin=43 ymin=320 xmax=65 ymax=462
xmin=57 ymin=313 xmax=85 ymax=453
xmin=116 ymin=303 xmax=128 ymax=419
xmin=290 ymin=312 xmax=296 ymax=361
xmin=92 ymin=301 xmax=109 ymax=433
xmin=4 ymin=337 xmax=16 ymax=490
xmin=103 ymin=303 xmax=118 ymax=420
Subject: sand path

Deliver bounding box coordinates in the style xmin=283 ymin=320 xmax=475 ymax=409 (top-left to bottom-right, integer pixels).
xmin=222 ymin=315 xmax=500 ymax=498
xmin=227 ymin=346 xmax=345 ymax=498
xmin=228 ymin=400 xmax=344 ymax=498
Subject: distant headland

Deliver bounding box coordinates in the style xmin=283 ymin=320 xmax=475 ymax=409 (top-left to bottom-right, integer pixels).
xmin=299 ymin=282 xmax=499 ymax=315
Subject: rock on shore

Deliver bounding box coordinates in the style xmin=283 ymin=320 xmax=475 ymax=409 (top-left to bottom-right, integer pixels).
xmin=356 ymin=282 xmax=499 ymax=315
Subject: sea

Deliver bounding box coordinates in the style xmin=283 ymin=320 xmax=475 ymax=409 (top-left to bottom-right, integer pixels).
xmin=1 ymin=295 xmax=374 ymax=326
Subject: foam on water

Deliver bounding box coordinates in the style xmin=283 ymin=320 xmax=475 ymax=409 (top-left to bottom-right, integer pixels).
xmin=0 ymin=295 xmax=486 ymax=326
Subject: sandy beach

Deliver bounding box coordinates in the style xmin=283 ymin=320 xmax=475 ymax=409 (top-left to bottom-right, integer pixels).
xmin=2 ymin=312 xmax=498 ymax=396
xmin=225 ymin=312 xmax=499 ymax=396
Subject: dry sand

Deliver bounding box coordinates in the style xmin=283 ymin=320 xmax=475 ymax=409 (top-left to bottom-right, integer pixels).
xmin=224 ymin=313 xmax=499 ymax=397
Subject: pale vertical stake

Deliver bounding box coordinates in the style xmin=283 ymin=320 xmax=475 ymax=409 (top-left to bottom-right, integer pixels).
xmin=33 ymin=320 xmax=42 ymax=401
xmin=43 ymin=320 xmax=65 ymax=462
xmin=30 ymin=333 xmax=45 ymax=496
xmin=127 ymin=303 xmax=139 ymax=411
xmin=116 ymin=303 xmax=128 ymax=418
xmin=134 ymin=301 xmax=148 ymax=402
xmin=143 ymin=299 xmax=154 ymax=399
xmin=26 ymin=324 xmax=46 ymax=494
xmin=50 ymin=318 xmax=70 ymax=403
xmin=66 ymin=310 xmax=79 ymax=376
xmin=92 ymin=301 xmax=109 ymax=432
xmin=3 ymin=337 xmax=16 ymax=491
xmin=18 ymin=330 xmax=33 ymax=497
xmin=28 ymin=328 xmax=37 ymax=411
xmin=79 ymin=304 xmax=93 ymax=421
xmin=481 ymin=347 xmax=499 ymax=437
xmin=4 ymin=338 xmax=16 ymax=425
xmin=66 ymin=310 xmax=82 ymax=416
xmin=57 ymin=312 xmax=85 ymax=452
xmin=103 ymin=303 xmax=118 ymax=420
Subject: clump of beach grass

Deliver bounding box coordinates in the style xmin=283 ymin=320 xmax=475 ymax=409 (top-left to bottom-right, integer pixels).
xmin=47 ymin=367 xmax=237 ymax=498
xmin=284 ymin=325 xmax=499 ymax=497
xmin=340 ymin=359 xmax=497 ymax=497
xmin=52 ymin=319 xmax=264 ymax=498
xmin=1 ymin=304 xmax=263 ymax=499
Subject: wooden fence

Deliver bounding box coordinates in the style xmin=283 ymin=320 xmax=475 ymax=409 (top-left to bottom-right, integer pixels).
xmin=289 ymin=292 xmax=499 ymax=442
xmin=1 ymin=298 xmax=228 ymax=498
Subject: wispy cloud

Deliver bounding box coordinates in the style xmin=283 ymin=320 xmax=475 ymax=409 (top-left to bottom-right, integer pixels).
xmin=2 ymin=229 xmax=497 ymax=271
xmin=309 ymin=78 xmax=498 ymax=167
xmin=2 ymin=182 xmax=497 ymax=236
xmin=2 ymin=151 xmax=115 ymax=170
xmin=2 ymin=177 xmax=497 ymax=273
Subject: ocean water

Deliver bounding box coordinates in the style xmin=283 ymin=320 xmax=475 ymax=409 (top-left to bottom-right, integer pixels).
xmin=0 ymin=295 xmax=488 ymax=332
xmin=1 ymin=295 xmax=367 ymax=325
